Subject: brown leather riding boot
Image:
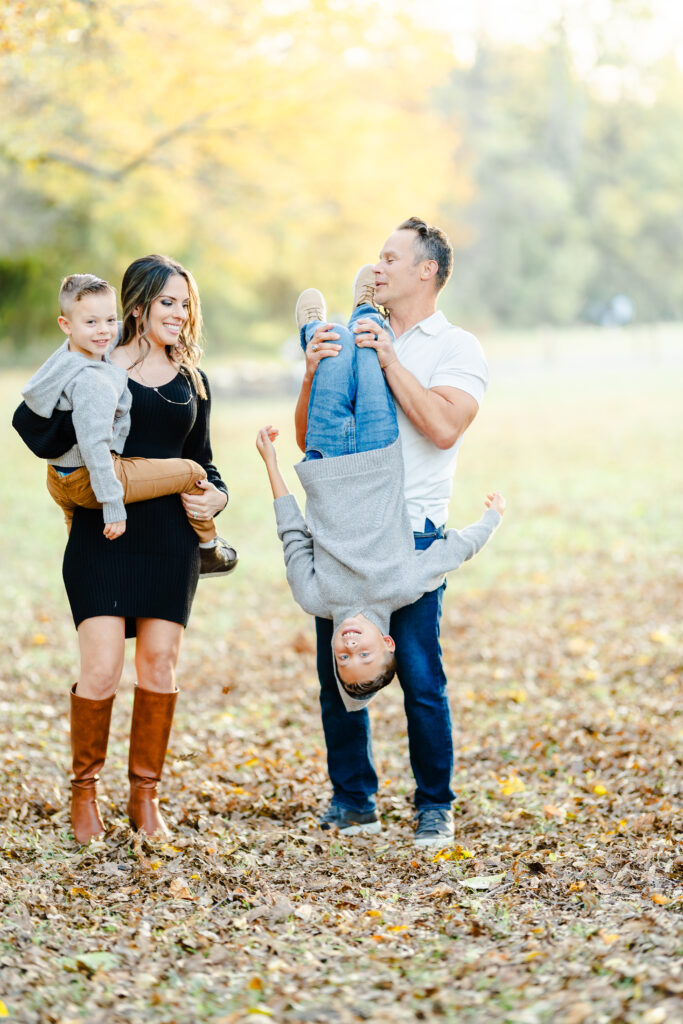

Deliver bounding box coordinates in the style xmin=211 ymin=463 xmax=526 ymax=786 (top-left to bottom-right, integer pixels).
xmin=126 ymin=685 xmax=178 ymax=837
xmin=70 ymin=683 xmax=115 ymax=844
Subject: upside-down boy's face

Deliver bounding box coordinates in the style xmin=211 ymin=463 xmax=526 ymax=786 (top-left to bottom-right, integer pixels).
xmin=333 ymin=614 xmax=395 ymax=687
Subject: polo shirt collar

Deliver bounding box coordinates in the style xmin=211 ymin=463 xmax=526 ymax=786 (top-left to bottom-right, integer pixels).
xmin=410 ymin=310 xmax=449 ymax=336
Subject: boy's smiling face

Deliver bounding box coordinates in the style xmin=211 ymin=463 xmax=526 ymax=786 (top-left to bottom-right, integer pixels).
xmin=59 ymin=292 xmax=118 ymax=360
xmin=333 ymin=614 xmax=396 ymax=687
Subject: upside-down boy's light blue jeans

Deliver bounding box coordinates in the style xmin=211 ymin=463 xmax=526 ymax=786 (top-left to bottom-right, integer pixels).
xmin=300 ymin=303 xmax=397 ymax=458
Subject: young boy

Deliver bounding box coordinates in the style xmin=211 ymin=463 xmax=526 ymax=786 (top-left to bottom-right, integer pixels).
xmin=21 ymin=273 xmax=237 ymax=577
xmin=257 ymin=269 xmax=505 ymax=711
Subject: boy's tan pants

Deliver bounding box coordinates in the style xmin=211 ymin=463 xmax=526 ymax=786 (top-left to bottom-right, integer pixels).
xmin=46 ymin=454 xmax=218 ymax=542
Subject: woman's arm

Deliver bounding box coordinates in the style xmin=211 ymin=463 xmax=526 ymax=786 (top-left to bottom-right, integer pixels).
xmin=180 ymin=371 xmax=228 ymax=517
xmin=12 ymin=401 xmax=77 ymax=459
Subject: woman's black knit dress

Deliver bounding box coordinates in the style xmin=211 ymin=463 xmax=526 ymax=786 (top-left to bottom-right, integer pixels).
xmin=63 ymin=370 xmax=226 ymax=638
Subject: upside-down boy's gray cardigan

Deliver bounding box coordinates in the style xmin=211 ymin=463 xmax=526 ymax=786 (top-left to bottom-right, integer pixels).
xmin=22 ymin=340 xmax=131 ymax=523
xmin=274 ymin=439 xmax=501 ymax=711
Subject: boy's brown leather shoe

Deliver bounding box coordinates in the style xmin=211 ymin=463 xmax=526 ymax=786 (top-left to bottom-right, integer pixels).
xmin=200 ymin=538 xmax=238 ymax=578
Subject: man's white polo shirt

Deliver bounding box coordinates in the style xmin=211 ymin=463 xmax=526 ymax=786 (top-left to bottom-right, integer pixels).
xmin=391 ymin=310 xmax=489 ymax=531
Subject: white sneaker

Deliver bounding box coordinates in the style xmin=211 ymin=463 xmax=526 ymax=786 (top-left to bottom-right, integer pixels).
xmin=352 ymin=265 xmax=377 ymax=309
xmin=295 ymin=288 xmax=327 ymax=329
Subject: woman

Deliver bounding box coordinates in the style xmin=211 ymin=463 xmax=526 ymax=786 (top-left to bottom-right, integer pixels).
xmin=65 ymin=254 xmax=232 ymax=843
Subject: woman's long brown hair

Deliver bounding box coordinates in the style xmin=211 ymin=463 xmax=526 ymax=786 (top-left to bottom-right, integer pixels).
xmin=119 ymin=254 xmax=206 ymax=399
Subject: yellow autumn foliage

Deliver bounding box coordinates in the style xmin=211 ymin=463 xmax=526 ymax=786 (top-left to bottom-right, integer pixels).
xmin=2 ymin=0 xmax=467 ymax=343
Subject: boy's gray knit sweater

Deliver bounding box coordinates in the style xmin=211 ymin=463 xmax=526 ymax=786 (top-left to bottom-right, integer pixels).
xmin=274 ymin=439 xmax=501 ymax=711
xmin=22 ymin=340 xmax=131 ymax=522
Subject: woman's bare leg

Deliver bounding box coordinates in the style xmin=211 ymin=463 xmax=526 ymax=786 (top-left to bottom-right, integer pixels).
xmin=76 ymin=616 xmax=126 ymax=699
xmin=134 ymin=618 xmax=183 ymax=692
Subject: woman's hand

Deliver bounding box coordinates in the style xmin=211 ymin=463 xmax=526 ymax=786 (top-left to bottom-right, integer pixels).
xmin=103 ymin=520 xmax=126 ymax=540
xmin=304 ymin=324 xmax=342 ymax=379
xmin=256 ymin=424 xmax=279 ymax=464
xmin=353 ymin=318 xmax=397 ymax=369
xmin=180 ymin=479 xmax=228 ymax=520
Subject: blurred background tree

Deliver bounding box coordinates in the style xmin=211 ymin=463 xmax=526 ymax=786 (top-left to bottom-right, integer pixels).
xmin=1 ymin=0 xmax=683 ymax=352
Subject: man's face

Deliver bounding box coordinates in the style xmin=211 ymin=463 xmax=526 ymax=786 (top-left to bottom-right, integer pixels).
xmin=332 ymin=614 xmax=395 ymax=687
xmin=373 ymin=229 xmax=422 ymax=308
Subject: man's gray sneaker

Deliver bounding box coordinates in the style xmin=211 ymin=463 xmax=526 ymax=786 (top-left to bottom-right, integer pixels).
xmin=319 ymin=803 xmax=381 ymax=835
xmin=414 ymin=807 xmax=454 ymax=848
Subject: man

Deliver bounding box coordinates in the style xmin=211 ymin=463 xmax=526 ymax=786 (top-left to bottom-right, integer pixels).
xmin=294 ymin=217 xmax=489 ymax=847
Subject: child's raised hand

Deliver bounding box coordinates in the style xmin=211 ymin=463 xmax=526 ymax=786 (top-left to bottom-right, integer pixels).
xmin=485 ymin=491 xmax=506 ymax=516
xmin=103 ymin=520 xmax=126 ymax=540
xmin=256 ymin=425 xmax=279 ymax=462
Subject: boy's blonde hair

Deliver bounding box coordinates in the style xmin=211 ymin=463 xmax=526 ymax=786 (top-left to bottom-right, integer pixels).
xmin=59 ymin=274 xmax=115 ymax=316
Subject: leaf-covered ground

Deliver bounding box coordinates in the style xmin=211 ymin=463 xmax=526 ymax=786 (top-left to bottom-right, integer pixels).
xmin=1 ymin=353 xmax=681 ymax=1023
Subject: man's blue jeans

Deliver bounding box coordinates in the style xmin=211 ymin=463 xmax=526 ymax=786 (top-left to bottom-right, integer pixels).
xmin=315 ymin=520 xmax=454 ymax=812
xmin=301 ymin=304 xmax=397 ymax=458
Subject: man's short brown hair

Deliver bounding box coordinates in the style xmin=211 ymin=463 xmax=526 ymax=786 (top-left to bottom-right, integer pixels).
xmin=339 ymin=653 xmax=397 ymax=699
xmin=397 ymin=217 xmax=453 ymax=292
xmin=59 ymin=274 xmax=115 ymax=315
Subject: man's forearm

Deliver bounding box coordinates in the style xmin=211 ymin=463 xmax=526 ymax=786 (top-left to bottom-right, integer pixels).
xmin=383 ymin=361 xmax=477 ymax=450
xmin=294 ymin=373 xmax=313 ymax=452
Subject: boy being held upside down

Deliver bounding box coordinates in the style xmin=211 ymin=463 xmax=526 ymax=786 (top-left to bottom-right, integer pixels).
xmin=256 ymin=269 xmax=505 ymax=710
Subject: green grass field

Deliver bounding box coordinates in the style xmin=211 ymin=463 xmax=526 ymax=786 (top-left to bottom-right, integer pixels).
xmin=0 ymin=330 xmax=681 ymax=1023
xmin=4 ymin=326 xmax=681 ymax=601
